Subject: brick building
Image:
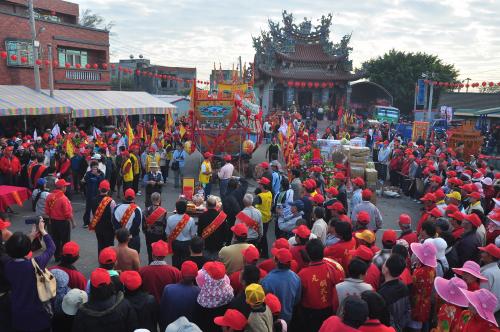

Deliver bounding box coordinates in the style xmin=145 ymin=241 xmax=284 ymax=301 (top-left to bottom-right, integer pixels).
xmin=0 ymin=0 xmax=110 ymax=90
xmin=110 ymin=57 xmax=196 ymax=95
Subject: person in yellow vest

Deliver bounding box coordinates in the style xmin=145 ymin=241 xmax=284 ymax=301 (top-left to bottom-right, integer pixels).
xmin=199 ymin=152 xmax=213 ymax=198
xmin=130 ymin=145 xmax=141 ymax=195
xmin=145 ymin=146 xmax=161 ymax=174
xmin=254 ymin=177 xmax=273 ymax=258
xmin=121 ymin=150 xmax=134 ymax=194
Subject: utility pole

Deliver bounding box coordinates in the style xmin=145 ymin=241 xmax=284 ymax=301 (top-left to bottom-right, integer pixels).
xmin=427 ymin=81 xmax=434 ymax=122
xmin=28 ymin=0 xmax=41 ymax=91
xmin=465 ymin=77 xmax=471 ymax=93
xmin=47 ymin=44 xmax=54 ymax=97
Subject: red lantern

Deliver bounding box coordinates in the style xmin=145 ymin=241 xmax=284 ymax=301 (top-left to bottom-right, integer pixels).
xmin=102 ymin=63 xmax=108 ymax=69
xmin=136 ymin=70 xmax=141 ymax=75
xmin=110 ymin=64 xmax=116 ymax=69
xmin=482 ymin=81 xmax=487 ymax=87
xmin=148 ymin=72 xmax=153 ymax=77
xmin=307 ymin=82 xmax=313 ymax=88
xmin=497 ymin=82 xmax=500 ymax=86
xmin=53 ymin=60 xmax=59 ymax=67
xmin=443 ymin=82 xmax=449 ymax=87
xmin=75 ymin=63 xmax=81 ymax=69
xmin=465 ymin=84 xmax=470 ymax=88
xmin=300 ymin=82 xmax=306 ymax=88
xmin=321 ymin=82 xmax=327 ymax=88
xmin=20 ymin=56 xmax=27 ymax=63
xmin=93 ymin=64 xmax=98 ymax=69
xmin=84 ymin=63 xmax=90 ymax=69
xmin=459 ymin=83 xmax=464 ymax=88
xmin=294 ymin=81 xmax=300 ymax=88
xmin=65 ymin=63 xmax=71 ymax=68
xmin=44 ymin=60 xmax=50 ymax=66
xmin=489 ymin=82 xmax=494 ymax=87
xmin=314 ymin=82 xmax=320 ymax=88
xmin=35 ymin=59 xmax=42 ymax=66
xmin=328 ymin=82 xmax=334 ymax=88
xmin=10 ymin=54 xmax=17 ymax=61
xmin=0 ymin=51 xmax=7 ymax=59
xmin=287 ymin=81 xmax=293 ymax=87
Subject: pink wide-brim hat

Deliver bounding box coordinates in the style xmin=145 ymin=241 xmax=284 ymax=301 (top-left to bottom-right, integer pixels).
xmin=411 ymin=242 xmax=437 ymax=268
xmin=452 ymin=260 xmax=488 ymax=281
xmin=434 ymin=277 xmax=468 ymax=307
xmin=460 ymin=288 xmax=499 ymax=327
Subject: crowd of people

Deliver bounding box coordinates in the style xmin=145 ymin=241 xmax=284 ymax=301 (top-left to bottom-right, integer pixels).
xmin=0 ymin=118 xmax=499 ymax=332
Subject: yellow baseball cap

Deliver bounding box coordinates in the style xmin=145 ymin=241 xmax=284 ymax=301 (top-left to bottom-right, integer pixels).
xmin=354 ymin=230 xmax=376 ymax=244
xmin=446 ymin=191 xmax=461 ymax=201
xmin=245 ymin=283 xmax=265 ymax=306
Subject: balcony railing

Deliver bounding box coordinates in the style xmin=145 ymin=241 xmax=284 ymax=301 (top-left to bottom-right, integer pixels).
xmin=65 ymin=70 xmax=102 ymax=81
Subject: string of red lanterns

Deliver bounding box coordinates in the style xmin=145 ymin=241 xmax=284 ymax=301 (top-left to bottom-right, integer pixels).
xmin=423 ymin=80 xmax=500 ymax=88
xmin=0 ymin=50 xmax=211 ymax=85
xmin=287 ymin=80 xmax=335 ymax=88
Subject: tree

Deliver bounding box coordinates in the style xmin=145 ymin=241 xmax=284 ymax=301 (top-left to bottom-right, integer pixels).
xmin=79 ymin=9 xmax=115 ymax=31
xmin=362 ymin=49 xmax=459 ymax=114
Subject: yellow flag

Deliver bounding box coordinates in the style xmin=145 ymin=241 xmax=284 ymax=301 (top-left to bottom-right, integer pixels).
xmin=126 ymin=118 xmax=134 ymax=146
xmin=179 ymin=124 xmax=186 ymax=138
xmin=151 ymin=118 xmax=159 ymax=142
xmin=165 ymin=110 xmax=174 ymax=132
xmin=65 ymin=138 xmax=74 ymax=158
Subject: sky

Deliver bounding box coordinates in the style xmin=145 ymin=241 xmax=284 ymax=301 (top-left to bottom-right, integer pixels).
xmin=77 ymin=0 xmax=500 ymax=82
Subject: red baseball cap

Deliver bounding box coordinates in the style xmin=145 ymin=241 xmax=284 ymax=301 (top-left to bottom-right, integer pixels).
xmin=151 ymin=240 xmax=171 ymax=257
xmin=231 ymin=223 xmax=248 ymax=237
xmin=119 ymin=270 xmax=142 ymax=291
xmin=311 ymin=194 xmax=325 ymax=204
xmin=259 ymin=162 xmax=269 ymax=169
xmin=90 ymin=268 xmax=111 ymax=288
xmin=356 ymin=211 xmax=370 ymax=224
xmin=429 ymin=207 xmax=443 ymax=218
xmin=99 ymin=180 xmax=110 ymax=191
xmin=339 ymin=214 xmax=351 ymax=224
xmin=272 ymin=238 xmax=290 ymax=251
xmin=223 ymin=155 xmax=232 ymax=161
xmin=214 ymin=309 xmax=247 ymax=330
xmin=62 ymin=241 xmax=80 ymax=257
xmin=124 ymin=188 xmax=135 ymax=200
xmin=446 ymin=204 xmax=459 ymax=214
xmin=242 ymin=245 xmax=260 ymax=263
xmin=258 ymin=177 xmax=271 ymax=185
xmin=352 ymin=177 xmax=365 ymax=187
xmin=420 ymin=193 xmax=436 ymax=202
xmin=204 ymin=261 xmax=226 ymax=280
xmin=468 ymin=192 xmax=481 ymax=200
xmin=325 ymin=187 xmax=339 ymax=196
xmin=0 ymin=218 xmax=11 ymax=230
xmin=434 ymin=189 xmax=445 ymax=200
xmin=327 ymin=201 xmax=344 ymax=212
xmin=265 ymin=293 xmax=282 ymax=315
xmin=309 ymin=166 xmax=322 ymax=173
xmin=362 ymin=189 xmax=372 ymax=201
xmin=98 ymin=247 xmax=117 ymax=265
xmin=449 ymin=211 xmax=465 ymax=221
xmin=446 ymin=171 xmax=457 ymax=178
xmin=181 ymin=260 xmax=199 ymax=277
xmin=204 ymin=152 xmax=214 ymax=158
xmin=399 ymin=214 xmax=411 ymax=225
xmin=334 ymin=172 xmax=345 ymax=180
xmin=349 ymin=245 xmax=374 ymax=262
xmin=479 ymin=244 xmax=500 ymax=259
xmin=55 ymin=179 xmax=71 ymax=188
xmin=292 ymin=225 xmax=311 ymax=239
xmin=274 ymin=248 xmax=293 ymax=264
xmin=382 ymin=229 xmax=397 ymax=244
xmin=464 ymin=214 xmax=482 ymax=227
xmin=431 ymin=176 xmax=442 ymax=183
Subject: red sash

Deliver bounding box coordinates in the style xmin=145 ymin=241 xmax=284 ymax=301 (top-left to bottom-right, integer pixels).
xmin=201 ymin=210 xmax=227 ymax=239
xmin=236 ymin=211 xmax=260 ymax=235
xmin=47 ymin=191 xmax=65 ymax=211
xmin=146 ymin=206 xmax=167 ymax=227
xmin=168 ymin=214 xmax=190 ymax=242
xmin=89 ymin=196 xmax=112 ymax=231
xmin=120 ymin=203 xmax=138 ymax=228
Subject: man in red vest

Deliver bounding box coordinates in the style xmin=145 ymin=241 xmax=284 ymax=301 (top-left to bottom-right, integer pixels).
xmin=0 ymin=146 xmax=21 ymax=185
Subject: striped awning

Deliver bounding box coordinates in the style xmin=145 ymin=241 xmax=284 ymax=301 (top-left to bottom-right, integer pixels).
xmin=45 ymin=90 xmax=176 ymax=118
xmin=0 ymin=85 xmax=71 ymax=116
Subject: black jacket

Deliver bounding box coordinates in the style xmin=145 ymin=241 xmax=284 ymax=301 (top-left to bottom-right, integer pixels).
xmin=197 ymin=209 xmax=227 ymax=252
xmin=455 ymin=229 xmax=480 ymax=265
xmin=125 ymin=291 xmax=158 ymax=332
xmin=91 ymin=195 xmax=115 ymax=237
xmin=378 ymin=279 xmax=411 ymax=332
xmin=72 ymin=292 xmax=138 ymax=332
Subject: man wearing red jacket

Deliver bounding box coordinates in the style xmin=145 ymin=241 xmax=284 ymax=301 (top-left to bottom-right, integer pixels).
xmin=0 ymin=146 xmax=21 ymax=185
xmin=416 ymin=193 xmax=436 ymax=233
xmin=398 ymin=214 xmax=417 ymax=245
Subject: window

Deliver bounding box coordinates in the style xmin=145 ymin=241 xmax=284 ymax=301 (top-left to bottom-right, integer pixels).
xmin=57 ymin=48 xmax=88 ymax=68
xmin=5 ymin=39 xmax=34 ymax=67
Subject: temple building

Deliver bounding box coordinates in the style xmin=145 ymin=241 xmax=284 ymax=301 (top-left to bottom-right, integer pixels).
xmin=253 ymin=11 xmax=364 ymax=113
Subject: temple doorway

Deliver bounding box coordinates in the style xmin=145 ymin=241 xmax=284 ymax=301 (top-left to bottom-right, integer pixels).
xmin=273 ymin=88 xmax=285 ymax=108
xmin=298 ymin=90 xmax=312 ymax=107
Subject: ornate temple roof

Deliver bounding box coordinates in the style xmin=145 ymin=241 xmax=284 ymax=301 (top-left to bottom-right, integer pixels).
xmin=258 ymin=67 xmax=364 ymax=81
xmin=275 ymin=44 xmax=345 ymax=63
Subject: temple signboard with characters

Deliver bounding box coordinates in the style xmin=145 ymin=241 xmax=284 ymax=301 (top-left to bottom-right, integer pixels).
xmin=252 ymin=11 xmax=365 ymax=113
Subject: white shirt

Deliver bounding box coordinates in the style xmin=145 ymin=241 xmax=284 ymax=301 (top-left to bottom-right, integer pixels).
xmin=218 ymin=163 xmax=234 ymax=180
xmin=165 ymin=213 xmax=197 ymax=241
xmin=481 ymin=262 xmax=500 ymax=312
xmin=311 ymin=218 xmax=328 ymax=245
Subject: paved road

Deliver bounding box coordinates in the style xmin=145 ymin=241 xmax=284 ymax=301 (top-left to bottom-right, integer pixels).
xmin=5 ymin=122 xmax=424 ymax=276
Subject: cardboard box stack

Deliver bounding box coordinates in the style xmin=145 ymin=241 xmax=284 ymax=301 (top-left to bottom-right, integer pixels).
xmin=347 ymin=146 xmax=370 ymax=179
